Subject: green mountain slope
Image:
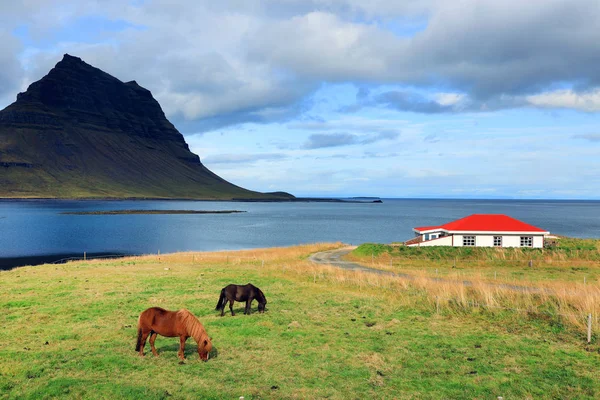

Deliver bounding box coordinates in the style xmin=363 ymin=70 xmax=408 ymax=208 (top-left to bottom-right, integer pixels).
xmin=0 ymin=54 xmax=294 ymax=200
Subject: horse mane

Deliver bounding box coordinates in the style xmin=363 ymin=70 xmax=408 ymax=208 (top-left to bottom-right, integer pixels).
xmin=177 ymin=309 xmax=209 ymax=343
xmin=257 ymin=289 xmax=266 ymax=303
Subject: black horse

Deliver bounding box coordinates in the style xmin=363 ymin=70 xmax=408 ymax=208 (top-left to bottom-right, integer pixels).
xmin=215 ymin=283 xmax=267 ymax=316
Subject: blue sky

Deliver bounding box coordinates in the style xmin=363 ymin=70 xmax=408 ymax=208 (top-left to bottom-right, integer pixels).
xmin=1 ymin=0 xmax=599 ymax=199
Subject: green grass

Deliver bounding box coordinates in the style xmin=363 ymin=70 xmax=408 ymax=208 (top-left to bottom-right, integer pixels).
xmin=1 ymin=244 xmax=599 ymax=399
xmin=351 ymin=238 xmax=600 ymax=283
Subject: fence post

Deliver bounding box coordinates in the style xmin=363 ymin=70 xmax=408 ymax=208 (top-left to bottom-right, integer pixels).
xmin=588 ymin=314 xmax=592 ymax=344
xmin=84 ymin=252 xmax=86 ymax=261
xmin=528 ymin=260 xmax=533 ymax=268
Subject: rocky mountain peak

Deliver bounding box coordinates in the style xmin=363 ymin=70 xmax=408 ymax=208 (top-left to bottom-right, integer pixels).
xmin=16 ymin=54 xmax=159 ymax=119
xmin=0 ymin=55 xmax=293 ymax=199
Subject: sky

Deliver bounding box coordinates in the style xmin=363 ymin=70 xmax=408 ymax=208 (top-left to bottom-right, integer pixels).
xmin=1 ymin=0 xmax=600 ymax=199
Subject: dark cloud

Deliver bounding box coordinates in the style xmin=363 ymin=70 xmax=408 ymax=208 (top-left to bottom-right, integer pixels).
xmin=374 ymin=91 xmax=455 ymax=113
xmin=302 ymin=131 xmax=398 ymax=149
xmin=572 ymin=134 xmax=600 ymax=143
xmin=289 ymin=120 xmax=401 ymax=138
xmin=356 ymin=86 xmax=370 ymax=100
xmin=303 ymin=133 xmax=358 ymax=149
xmin=361 ymin=131 xmax=398 ymax=144
xmin=343 ymin=87 xmax=532 ymax=114
xmin=248 ymin=1 xmax=600 ymax=112
xmin=423 ymin=134 xmax=440 ymax=143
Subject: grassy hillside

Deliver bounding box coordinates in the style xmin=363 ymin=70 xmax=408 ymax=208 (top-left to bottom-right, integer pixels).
xmin=1 ymin=243 xmax=599 ymax=399
xmin=0 ymin=124 xmax=291 ymax=200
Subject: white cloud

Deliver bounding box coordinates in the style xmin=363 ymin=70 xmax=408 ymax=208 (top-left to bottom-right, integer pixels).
xmin=434 ymin=92 xmax=466 ymax=106
xmin=527 ymin=89 xmax=600 ymax=112
xmin=2 ymin=0 xmax=600 ymax=126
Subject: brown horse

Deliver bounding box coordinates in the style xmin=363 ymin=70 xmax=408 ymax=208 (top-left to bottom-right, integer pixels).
xmin=215 ymin=283 xmax=267 ymax=316
xmin=135 ymin=307 xmax=212 ymax=361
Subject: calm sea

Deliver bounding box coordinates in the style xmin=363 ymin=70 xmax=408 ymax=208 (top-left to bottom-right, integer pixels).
xmin=1 ymin=199 xmax=599 ymax=268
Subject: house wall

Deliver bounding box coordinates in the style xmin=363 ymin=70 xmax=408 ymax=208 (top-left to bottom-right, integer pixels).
xmin=453 ymin=234 xmax=544 ymax=248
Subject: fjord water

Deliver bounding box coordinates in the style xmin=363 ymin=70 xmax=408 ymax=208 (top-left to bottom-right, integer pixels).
xmin=1 ymin=199 xmax=599 ymax=267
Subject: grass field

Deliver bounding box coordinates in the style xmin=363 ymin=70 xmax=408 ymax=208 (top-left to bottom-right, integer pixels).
xmin=349 ymin=239 xmax=600 ymax=284
xmin=1 ymin=243 xmax=599 ymax=399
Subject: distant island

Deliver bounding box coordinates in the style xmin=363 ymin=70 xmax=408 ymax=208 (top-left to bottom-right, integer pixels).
xmin=61 ymin=210 xmax=246 ymax=215
xmin=0 ymin=54 xmax=294 ymax=201
xmin=292 ymin=197 xmax=383 ymax=203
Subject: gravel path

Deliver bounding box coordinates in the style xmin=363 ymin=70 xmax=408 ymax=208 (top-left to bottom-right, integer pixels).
xmin=308 ymin=246 xmax=545 ymax=293
xmin=308 ymin=247 xmax=402 ymax=276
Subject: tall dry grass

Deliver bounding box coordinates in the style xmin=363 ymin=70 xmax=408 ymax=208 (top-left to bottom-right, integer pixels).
xmin=66 ymin=242 xmax=599 ymax=336
xmin=264 ymin=255 xmax=600 ymax=333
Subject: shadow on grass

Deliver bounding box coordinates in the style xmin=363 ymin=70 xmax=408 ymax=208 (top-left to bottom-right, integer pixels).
xmin=155 ymin=343 xmax=219 ymax=361
xmin=216 ymin=306 xmax=267 ymax=316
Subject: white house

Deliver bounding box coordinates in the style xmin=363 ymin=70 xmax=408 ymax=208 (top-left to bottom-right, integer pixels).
xmin=405 ymin=214 xmax=550 ymax=248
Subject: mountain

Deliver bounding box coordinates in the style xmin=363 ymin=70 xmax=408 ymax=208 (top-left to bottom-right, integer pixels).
xmin=0 ymin=54 xmax=294 ymax=200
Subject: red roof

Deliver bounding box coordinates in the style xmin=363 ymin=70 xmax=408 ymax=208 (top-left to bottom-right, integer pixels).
xmin=414 ymin=214 xmax=547 ymax=233
xmin=413 ymin=225 xmax=442 ymax=231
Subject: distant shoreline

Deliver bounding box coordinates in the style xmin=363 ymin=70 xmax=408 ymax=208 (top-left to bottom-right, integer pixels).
xmin=0 ymin=252 xmax=133 ymax=271
xmin=60 ymin=209 xmax=246 ymax=215
xmin=0 ymin=197 xmax=384 ymax=203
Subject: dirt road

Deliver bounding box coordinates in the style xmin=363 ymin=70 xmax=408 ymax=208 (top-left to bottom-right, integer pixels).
xmin=308 ymin=246 xmax=544 ymax=293
xmin=309 ymin=246 xmax=405 ymax=277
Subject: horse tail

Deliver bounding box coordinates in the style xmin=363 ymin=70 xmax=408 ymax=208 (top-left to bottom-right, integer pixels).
xmin=215 ymin=288 xmax=226 ymax=311
xmin=135 ymin=314 xmax=143 ymax=351
xmin=135 ymin=327 xmax=143 ymax=351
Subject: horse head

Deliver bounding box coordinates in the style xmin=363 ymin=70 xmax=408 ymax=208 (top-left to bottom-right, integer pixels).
xmin=198 ymin=337 xmax=213 ymax=361
xmin=257 ymin=290 xmax=267 ymax=313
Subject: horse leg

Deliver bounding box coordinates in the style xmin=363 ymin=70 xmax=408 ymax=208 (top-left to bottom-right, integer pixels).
xmin=245 ymin=298 xmax=252 ymax=314
xmin=178 ymin=336 xmax=188 ymax=360
xmin=138 ymin=330 xmax=151 ymax=356
xmin=220 ymin=299 xmax=226 ymax=316
xmin=229 ymin=300 xmax=235 ymax=316
xmin=149 ymin=332 xmax=159 ymax=356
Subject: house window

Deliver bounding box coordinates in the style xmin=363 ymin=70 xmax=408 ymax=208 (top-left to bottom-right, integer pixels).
xmin=493 ymin=236 xmax=502 ymax=247
xmin=463 ymin=236 xmax=475 ymax=246
xmin=520 ymin=236 xmax=533 ymax=247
